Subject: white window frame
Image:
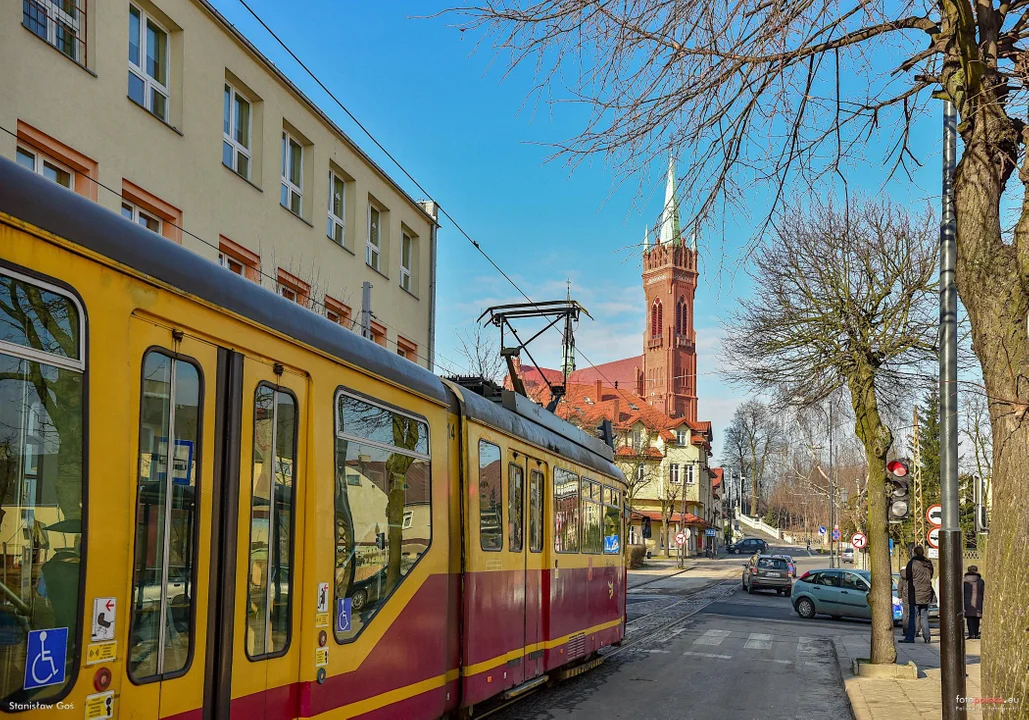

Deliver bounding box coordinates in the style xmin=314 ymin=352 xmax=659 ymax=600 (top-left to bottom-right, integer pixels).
xmin=686 ymin=464 xmax=696 ymax=485
xmin=327 ymin=170 xmax=346 ymax=246
xmin=121 ymin=201 xmax=162 ymax=234
xmin=669 ymin=463 xmax=680 ymax=484
xmin=128 ymin=4 xmax=170 ymax=121
xmin=280 ymin=285 xmax=297 ymax=303
xmin=366 ymin=204 xmax=381 ymax=271
xmin=218 ymin=252 xmax=244 ymax=275
xmin=677 ymin=429 xmax=688 ymax=445
xmin=281 ymin=131 xmax=303 ymax=215
xmin=24 ymin=0 xmax=82 ymax=63
xmin=400 ymin=232 xmax=412 ymax=291
xmin=16 ymin=145 xmax=75 ymax=190
xmin=223 ymin=83 xmax=252 ymax=179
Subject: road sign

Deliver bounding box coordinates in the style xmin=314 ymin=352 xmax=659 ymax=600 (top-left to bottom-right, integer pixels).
xmin=92 ymin=597 xmax=116 ymax=642
xmin=705 ymin=528 xmax=717 ymax=537
xmin=24 ymin=627 xmax=68 ymax=690
xmin=926 ymin=504 xmax=942 ymax=527
xmin=851 ymin=532 xmax=868 ymax=550
xmin=675 ymin=531 xmax=687 ymax=547
xmin=818 ymin=526 xmax=827 ymax=535
xmin=831 ymin=528 xmax=841 ymax=541
xmin=927 ymin=527 xmax=940 ymax=549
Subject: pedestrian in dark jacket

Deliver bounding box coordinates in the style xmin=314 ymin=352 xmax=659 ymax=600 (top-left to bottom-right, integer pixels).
xmin=963 ymin=566 xmax=984 ymax=639
xmin=900 ymin=546 xmax=935 ymax=643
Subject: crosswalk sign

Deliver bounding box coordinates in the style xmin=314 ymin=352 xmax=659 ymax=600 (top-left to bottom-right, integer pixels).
xmin=24 ymin=627 xmax=68 ymax=690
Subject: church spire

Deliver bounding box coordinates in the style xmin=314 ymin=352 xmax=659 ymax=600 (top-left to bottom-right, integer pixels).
xmin=643 ymin=223 xmax=650 ymax=251
xmin=658 ymin=153 xmax=681 ymax=245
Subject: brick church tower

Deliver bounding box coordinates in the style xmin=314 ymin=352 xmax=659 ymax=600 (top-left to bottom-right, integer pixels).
xmin=641 ymin=156 xmax=699 ymax=421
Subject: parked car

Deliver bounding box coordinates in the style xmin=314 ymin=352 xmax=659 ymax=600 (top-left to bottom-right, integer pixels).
xmin=841 ymin=547 xmax=855 ymax=564
xmin=773 ymin=554 xmax=797 ymax=578
xmin=727 ymin=538 xmax=768 ymax=555
xmin=793 ymin=568 xmax=890 ymax=622
xmin=742 ymin=555 xmax=793 ymax=596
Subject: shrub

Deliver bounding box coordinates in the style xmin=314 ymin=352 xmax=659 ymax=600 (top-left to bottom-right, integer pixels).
xmin=627 ymin=544 xmax=647 ymax=569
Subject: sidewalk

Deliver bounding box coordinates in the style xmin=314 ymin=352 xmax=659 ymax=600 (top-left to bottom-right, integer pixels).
xmin=833 ymin=632 xmax=982 ymax=720
xmin=627 ymin=556 xmax=695 ymax=589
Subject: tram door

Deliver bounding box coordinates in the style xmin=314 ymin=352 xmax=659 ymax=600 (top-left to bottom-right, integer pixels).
xmin=121 ymin=318 xmax=220 ymax=720
xmin=506 ymin=451 xmax=527 ymax=688
xmin=524 ymin=459 xmax=546 ymax=679
xmin=224 ymin=355 xmax=307 ymax=719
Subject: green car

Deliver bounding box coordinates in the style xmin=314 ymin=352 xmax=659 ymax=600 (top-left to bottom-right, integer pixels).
xmin=792 ymin=568 xmax=874 ymax=621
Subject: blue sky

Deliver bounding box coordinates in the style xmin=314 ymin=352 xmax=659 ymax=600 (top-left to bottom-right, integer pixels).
xmin=209 ymin=1 xmax=948 ymax=459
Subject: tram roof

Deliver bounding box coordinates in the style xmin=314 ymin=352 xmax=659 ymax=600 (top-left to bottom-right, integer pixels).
xmin=0 ymin=157 xmax=624 ymax=482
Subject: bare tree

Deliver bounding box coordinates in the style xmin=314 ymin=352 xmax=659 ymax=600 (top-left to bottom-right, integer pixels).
xmin=723 ymin=401 xmax=784 ymax=517
xmin=658 ymin=473 xmax=684 ymax=557
xmin=616 ymin=451 xmax=658 ymax=518
xmin=462 ymin=0 xmax=1029 ymax=698
xmin=456 ymin=324 xmax=505 ymax=383
xmin=723 ymin=198 xmax=937 ymax=665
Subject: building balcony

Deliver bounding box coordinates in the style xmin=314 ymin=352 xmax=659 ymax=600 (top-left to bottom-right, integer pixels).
xmin=674 ymin=334 xmax=694 ymax=350
xmin=647 ymin=335 xmax=664 ymax=349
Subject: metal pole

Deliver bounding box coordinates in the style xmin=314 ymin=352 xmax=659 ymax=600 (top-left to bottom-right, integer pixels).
xmin=829 ymin=401 xmax=835 ymax=568
xmin=939 ymin=98 xmax=966 ymax=719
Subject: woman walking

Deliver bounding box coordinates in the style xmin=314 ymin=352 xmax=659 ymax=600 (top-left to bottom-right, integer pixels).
xmin=963 ymin=565 xmax=985 ymax=639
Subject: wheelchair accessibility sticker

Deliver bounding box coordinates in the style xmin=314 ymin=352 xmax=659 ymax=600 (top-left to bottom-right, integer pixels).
xmin=24 ymin=627 xmax=67 ymax=690
xmin=336 ymin=598 xmax=351 ymax=633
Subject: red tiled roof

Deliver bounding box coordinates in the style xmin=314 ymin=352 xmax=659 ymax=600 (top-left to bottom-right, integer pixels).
xmin=615 ymin=445 xmax=664 ymax=459
xmin=567 ymin=355 xmax=643 ymax=388
xmin=712 ymin=468 xmax=724 ymax=488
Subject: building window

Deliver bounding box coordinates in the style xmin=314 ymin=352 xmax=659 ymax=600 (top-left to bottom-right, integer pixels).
xmin=324 ymin=296 xmax=352 ymax=329
xmin=23 ymin=0 xmax=84 ymax=64
xmin=223 ymin=84 xmax=251 ymax=179
xmin=686 ymin=464 xmax=696 ymax=484
xmin=669 ymin=463 xmax=680 ymax=484
xmin=280 ymin=131 xmax=302 ymax=215
xmin=121 ymin=200 xmax=162 ymax=234
xmin=366 ymin=205 xmax=381 ymax=271
xmin=333 ymin=392 xmax=430 ymax=643
xmin=218 ymin=236 xmax=260 ymax=281
xmin=400 ymin=232 xmax=413 ymax=291
xmin=328 ymin=171 xmax=346 ymax=247
xmin=369 ymin=321 xmax=387 ymax=347
xmin=632 ymin=429 xmax=643 ymax=451
xmin=16 ymin=145 xmax=73 ymax=189
xmin=677 ymin=429 xmax=688 ymax=446
xmin=276 ymin=268 xmax=310 ymax=308
xmin=396 ymin=336 xmax=418 ymax=363
xmin=651 ymin=299 xmax=663 ymax=339
xmin=128 ymin=4 xmax=170 ymax=121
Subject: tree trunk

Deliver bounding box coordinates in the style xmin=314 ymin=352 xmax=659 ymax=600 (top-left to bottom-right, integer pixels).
xmin=848 ymin=364 xmax=897 ymax=665
xmin=953 ymin=120 xmax=1029 ymax=711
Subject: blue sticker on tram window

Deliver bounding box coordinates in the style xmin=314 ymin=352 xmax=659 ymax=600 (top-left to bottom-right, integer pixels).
xmin=24 ymin=627 xmax=68 ymax=690
xmin=337 ymin=598 xmax=352 ymax=632
xmin=604 ymin=535 xmax=620 ymax=553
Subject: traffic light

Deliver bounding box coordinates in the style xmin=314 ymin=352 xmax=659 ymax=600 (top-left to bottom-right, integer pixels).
xmin=886 ymin=459 xmax=910 ymax=522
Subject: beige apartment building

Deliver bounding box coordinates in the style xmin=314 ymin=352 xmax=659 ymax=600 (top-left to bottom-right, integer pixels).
xmin=1 ymin=0 xmax=438 ymax=366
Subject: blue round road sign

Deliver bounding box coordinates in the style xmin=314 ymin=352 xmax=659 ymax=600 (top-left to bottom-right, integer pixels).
xmin=818 ymin=526 xmax=827 ymax=535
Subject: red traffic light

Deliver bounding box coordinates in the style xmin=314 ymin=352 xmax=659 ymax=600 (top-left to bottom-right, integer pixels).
xmin=887 ymin=460 xmax=909 ymax=477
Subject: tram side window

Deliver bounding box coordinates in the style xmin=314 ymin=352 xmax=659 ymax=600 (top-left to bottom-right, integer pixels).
xmin=246 ymin=384 xmax=297 ymax=659
xmin=582 ymin=480 xmax=604 ymax=554
xmin=508 ymin=464 xmax=523 ymax=552
xmin=478 ymin=441 xmax=502 ymax=551
xmin=554 ymin=468 xmax=580 ymax=553
xmin=333 ymin=392 xmax=431 ymax=643
xmin=529 ymin=469 xmax=544 ymax=553
xmin=0 ymin=270 xmax=85 ymax=706
xmin=603 ymin=486 xmax=621 ymax=554
xmin=129 ymin=350 xmax=203 ymax=681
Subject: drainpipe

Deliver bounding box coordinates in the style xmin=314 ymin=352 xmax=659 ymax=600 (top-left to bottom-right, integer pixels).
xmin=419 ymin=200 xmax=440 ymax=371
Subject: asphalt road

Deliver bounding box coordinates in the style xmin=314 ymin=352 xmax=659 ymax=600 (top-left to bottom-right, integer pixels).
xmin=491 ymin=546 xmax=866 ymax=720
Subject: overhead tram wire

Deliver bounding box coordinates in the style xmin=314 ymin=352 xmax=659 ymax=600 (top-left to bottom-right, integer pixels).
xmin=0 ymin=123 xmax=465 ymax=377
xmin=230 ymin=1 xmax=646 ymax=392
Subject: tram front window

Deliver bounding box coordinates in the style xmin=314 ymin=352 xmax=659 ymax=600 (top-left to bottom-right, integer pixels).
xmin=0 ymin=271 xmax=85 ymax=708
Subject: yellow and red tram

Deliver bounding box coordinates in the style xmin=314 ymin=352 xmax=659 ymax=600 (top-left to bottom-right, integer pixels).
xmin=0 ymin=156 xmax=626 ymax=719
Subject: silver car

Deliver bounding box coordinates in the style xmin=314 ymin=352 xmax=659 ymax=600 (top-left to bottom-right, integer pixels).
xmin=742 ymin=555 xmax=793 ymax=595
